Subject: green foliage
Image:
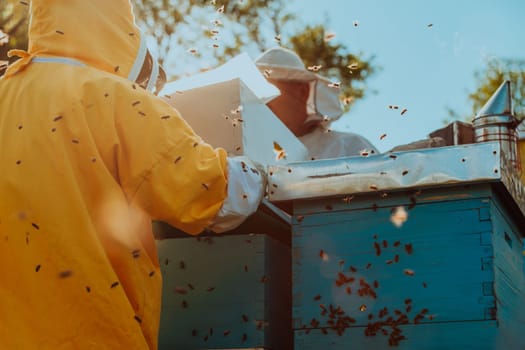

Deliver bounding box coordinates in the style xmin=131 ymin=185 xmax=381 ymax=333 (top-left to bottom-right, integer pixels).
xmin=0 ymin=0 xmax=377 ymax=112
xmin=468 ymin=58 xmax=525 ymax=120
xmin=132 ymin=1 xmax=376 ymax=110
xmin=287 ymin=25 xmax=376 ymax=112
xmin=444 ymin=58 xmax=525 ymax=123
xmin=0 ymin=0 xmax=29 ymax=75
xmin=131 ymin=0 xmax=295 ymax=78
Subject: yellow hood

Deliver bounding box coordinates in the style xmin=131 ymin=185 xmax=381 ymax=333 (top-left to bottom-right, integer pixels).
xmin=5 ymin=0 xmax=149 ymax=83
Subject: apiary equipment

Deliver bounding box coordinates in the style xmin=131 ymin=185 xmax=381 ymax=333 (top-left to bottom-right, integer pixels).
xmin=160 ymin=53 xmax=309 ymax=166
xmin=268 ymin=141 xmax=525 ymax=349
xmin=472 ymin=80 xmax=519 ymax=170
xmin=156 ymin=221 xmax=292 ymax=349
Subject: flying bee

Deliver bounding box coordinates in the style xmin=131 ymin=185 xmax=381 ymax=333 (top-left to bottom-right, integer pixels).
xmin=342 ymin=195 xmax=354 ymax=203
xmin=58 ymin=270 xmax=73 ymax=279
xmin=174 ymin=286 xmax=188 ymax=294
xmin=307 ymin=65 xmax=322 ymax=72
xmin=324 ymin=32 xmax=336 ymax=42
xmin=374 ymin=242 xmax=381 ymax=256
xmin=403 ymin=268 xmax=415 ymax=276
xmin=273 ymin=141 xmax=287 ymax=161
xmin=342 ymin=96 xmax=353 ymax=105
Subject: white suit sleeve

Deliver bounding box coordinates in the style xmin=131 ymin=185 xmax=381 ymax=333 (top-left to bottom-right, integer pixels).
xmin=207 ymin=156 xmax=266 ymax=233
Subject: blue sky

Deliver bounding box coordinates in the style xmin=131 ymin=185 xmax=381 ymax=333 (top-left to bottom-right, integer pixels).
xmin=291 ymin=0 xmax=525 ymax=151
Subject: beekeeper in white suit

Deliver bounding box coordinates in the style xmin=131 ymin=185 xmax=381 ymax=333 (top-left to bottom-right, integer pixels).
xmin=255 ymin=46 xmax=378 ymax=159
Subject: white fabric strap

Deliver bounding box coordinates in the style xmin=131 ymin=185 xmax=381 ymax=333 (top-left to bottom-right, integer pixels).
xmin=208 ymin=156 xmax=266 ymax=233
xmin=146 ymin=57 xmax=159 ymax=93
xmin=32 ymin=57 xmax=86 ymax=67
xmin=127 ymin=33 xmax=147 ymax=82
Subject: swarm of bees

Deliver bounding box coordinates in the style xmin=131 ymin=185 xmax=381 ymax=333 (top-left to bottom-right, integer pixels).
xmin=303 ymin=222 xmax=430 ymax=347
xmin=388 ymin=105 xmax=409 ymax=116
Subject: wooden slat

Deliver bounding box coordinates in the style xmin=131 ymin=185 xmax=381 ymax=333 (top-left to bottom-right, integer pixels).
xmin=490 ymin=199 xmax=525 ymax=349
xmin=292 ymin=185 xmax=493 ymax=216
xmin=294 ymin=320 xmax=499 ymax=350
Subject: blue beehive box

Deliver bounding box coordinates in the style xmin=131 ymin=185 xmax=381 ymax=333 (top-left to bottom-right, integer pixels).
xmin=155 ymin=210 xmax=292 ymax=350
xmin=268 ymin=142 xmax=525 ymax=349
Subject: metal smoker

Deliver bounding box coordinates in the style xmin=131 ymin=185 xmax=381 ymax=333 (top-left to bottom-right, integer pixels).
xmin=472 ymin=80 xmax=520 ymax=169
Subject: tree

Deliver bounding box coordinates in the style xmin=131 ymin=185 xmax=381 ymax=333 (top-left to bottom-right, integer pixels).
xmin=132 ymin=1 xmax=376 ymax=111
xmin=444 ymin=58 xmax=525 ymax=123
xmin=0 ymin=0 xmax=29 ymax=75
xmin=131 ymin=0 xmax=296 ymax=78
xmin=468 ymin=58 xmax=525 ymax=120
xmin=287 ymin=25 xmax=376 ymax=112
xmin=1 ymin=0 xmax=377 ymax=113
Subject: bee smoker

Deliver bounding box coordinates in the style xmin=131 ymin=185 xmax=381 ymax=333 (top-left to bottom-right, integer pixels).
xmin=472 ymin=80 xmax=520 ymax=170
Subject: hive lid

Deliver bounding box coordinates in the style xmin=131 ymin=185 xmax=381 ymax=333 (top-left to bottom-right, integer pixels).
xmin=267 ymin=142 xmax=525 ymax=219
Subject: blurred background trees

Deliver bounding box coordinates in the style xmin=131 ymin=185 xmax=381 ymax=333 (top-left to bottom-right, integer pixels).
xmin=468 ymin=59 xmax=525 ymax=120
xmin=1 ymin=0 xmax=522 ymax=121
xmin=0 ymin=0 xmax=376 ymax=111
xmin=445 ymin=58 xmax=524 ymax=122
xmin=0 ymin=0 xmax=29 ymax=75
xmin=132 ymin=0 xmax=377 ymax=112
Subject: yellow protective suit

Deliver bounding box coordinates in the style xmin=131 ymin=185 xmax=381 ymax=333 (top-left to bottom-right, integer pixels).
xmin=0 ymin=1 xmax=230 ymax=349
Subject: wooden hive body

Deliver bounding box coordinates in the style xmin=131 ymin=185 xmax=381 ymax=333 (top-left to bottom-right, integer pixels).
xmin=156 ymin=223 xmax=291 ymax=349
xmin=291 ymin=184 xmax=525 ymax=349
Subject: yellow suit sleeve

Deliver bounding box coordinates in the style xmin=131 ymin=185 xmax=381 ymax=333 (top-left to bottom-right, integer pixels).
xmin=101 ymin=80 xmax=229 ymax=234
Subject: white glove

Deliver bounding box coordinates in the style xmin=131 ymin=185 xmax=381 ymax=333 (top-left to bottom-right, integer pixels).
xmin=207 ymin=156 xmax=267 ymax=233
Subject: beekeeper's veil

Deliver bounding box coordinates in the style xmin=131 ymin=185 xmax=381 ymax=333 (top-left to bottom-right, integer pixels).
xmin=255 ymin=46 xmax=343 ymax=124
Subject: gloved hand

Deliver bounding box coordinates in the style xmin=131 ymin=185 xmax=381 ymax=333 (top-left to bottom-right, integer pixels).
xmin=207 ymin=156 xmax=267 ymax=233
xmin=244 ymin=159 xmax=268 ymax=190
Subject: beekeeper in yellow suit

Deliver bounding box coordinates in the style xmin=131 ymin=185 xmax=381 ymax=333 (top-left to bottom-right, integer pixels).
xmin=0 ymin=1 xmax=266 ymax=349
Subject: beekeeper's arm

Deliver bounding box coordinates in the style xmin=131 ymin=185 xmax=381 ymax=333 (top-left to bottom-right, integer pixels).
xmin=111 ymin=80 xmax=265 ymax=234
